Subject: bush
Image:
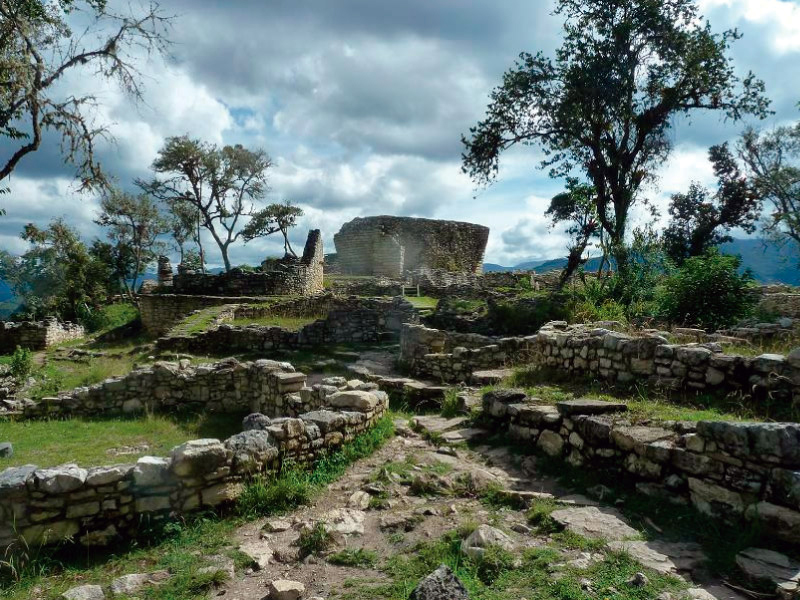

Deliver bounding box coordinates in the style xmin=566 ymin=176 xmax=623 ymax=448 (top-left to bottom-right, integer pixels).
xmin=656 ymin=251 xmax=757 ymax=331
xmin=297 ymin=522 xmax=333 ymax=557
xmin=10 ymin=346 xmax=33 ymax=380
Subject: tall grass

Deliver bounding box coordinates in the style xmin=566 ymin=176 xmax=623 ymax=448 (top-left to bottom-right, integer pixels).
xmin=237 ymin=415 xmax=395 ymax=518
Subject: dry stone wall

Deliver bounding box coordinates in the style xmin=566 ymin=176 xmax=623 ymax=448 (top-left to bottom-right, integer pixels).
xmin=333 ymin=216 xmax=489 ymax=278
xmin=171 ymin=229 xmax=324 ymax=297
xmin=399 ymin=323 xmax=800 ymax=409
xmin=158 ymin=297 xmax=418 ymax=355
xmin=17 ymin=358 xmax=315 ymax=419
xmin=759 ymin=291 xmax=800 ymax=319
xmin=0 ymin=318 xmax=84 ymax=353
xmin=0 ymin=382 xmax=388 ymax=550
xmin=482 ymin=393 xmax=800 ymax=545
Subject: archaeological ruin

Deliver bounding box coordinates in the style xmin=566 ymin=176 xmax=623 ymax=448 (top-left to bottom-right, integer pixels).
xmin=333 ymin=215 xmax=489 ymax=278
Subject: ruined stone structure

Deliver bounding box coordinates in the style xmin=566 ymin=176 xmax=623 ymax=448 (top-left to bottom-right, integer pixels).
xmin=157 ymin=256 xmax=173 ymax=287
xmin=482 ymin=393 xmax=800 ymax=545
xmin=171 ymin=229 xmax=324 ymax=297
xmin=157 ymin=296 xmax=417 ymax=355
xmin=15 ymin=358 xmax=315 ymax=419
xmin=0 ymin=318 xmax=85 ymax=353
xmin=0 ymin=378 xmax=388 ymax=549
xmin=333 ymin=216 xmax=489 ymax=278
xmin=400 ymin=323 xmax=800 ymax=410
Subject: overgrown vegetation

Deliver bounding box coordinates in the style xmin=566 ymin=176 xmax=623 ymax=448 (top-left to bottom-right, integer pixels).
xmin=327 ymin=548 xmax=379 ymax=568
xmin=237 ymin=415 xmax=395 ymax=518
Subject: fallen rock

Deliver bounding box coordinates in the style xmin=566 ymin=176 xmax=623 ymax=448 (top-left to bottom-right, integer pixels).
xmin=268 ymin=579 xmax=306 ymax=600
xmin=409 ymin=564 xmax=469 ymax=600
xmin=109 ymin=573 xmax=151 ymax=597
xmin=0 ymin=442 xmax=12 ymax=458
xmin=347 ymin=490 xmax=371 ymax=510
xmin=412 ymin=415 xmax=469 ymax=435
xmin=320 ymin=508 xmax=365 ymax=536
xmin=197 ymin=554 xmax=235 ymax=581
xmin=239 ymin=539 xmax=273 ymax=570
xmin=550 ymin=506 xmax=639 ymax=541
xmin=379 ymin=512 xmax=423 ymax=532
xmin=61 ymin=585 xmax=105 ymax=600
xmin=735 ymin=547 xmax=800 ymax=599
xmin=242 ymin=412 xmax=272 ymax=431
xmin=609 ymin=541 xmax=706 ymax=575
xmin=461 ymin=524 xmax=514 ymax=559
xmin=628 ymin=572 xmax=649 ymax=588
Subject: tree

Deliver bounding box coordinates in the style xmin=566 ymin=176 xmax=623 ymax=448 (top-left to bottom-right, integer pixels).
xmin=0 ymin=218 xmax=113 ymax=321
xmin=462 ymin=0 xmax=770 ymax=272
xmin=546 ymin=179 xmax=602 ymax=287
xmin=242 ymin=201 xmax=305 ymax=257
xmin=94 ymin=189 xmax=168 ymax=299
xmin=164 ymin=198 xmax=204 ymax=271
xmin=663 ymin=143 xmax=760 ymax=264
xmin=140 ymin=136 xmax=273 ymax=272
xmin=740 ymin=119 xmax=800 ymax=261
xmin=0 ymin=0 xmax=171 ymax=190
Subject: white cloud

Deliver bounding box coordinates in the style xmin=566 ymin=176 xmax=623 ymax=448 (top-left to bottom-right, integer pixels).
xmin=699 ymin=0 xmax=800 ymax=54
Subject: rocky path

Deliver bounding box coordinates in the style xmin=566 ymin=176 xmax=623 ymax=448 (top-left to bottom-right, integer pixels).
xmin=215 ymin=416 xmax=771 ymax=600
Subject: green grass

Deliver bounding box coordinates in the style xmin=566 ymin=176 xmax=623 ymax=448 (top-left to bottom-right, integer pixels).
xmin=25 ymin=355 xmax=143 ymax=401
xmin=1 ymin=414 xmax=397 ymax=598
xmin=298 ymin=522 xmax=334 ymax=558
xmin=440 ymin=388 xmax=461 ymax=418
xmin=405 ymin=296 xmax=439 ymax=310
xmin=231 ymin=314 xmax=323 ymax=330
xmin=721 ymin=336 xmax=800 ymax=357
xmin=328 ymin=548 xmax=379 ymax=568
xmin=237 ymin=415 xmax=396 ymax=518
xmin=84 ymin=303 xmax=139 ymax=334
xmin=501 ymin=365 xmax=783 ymax=422
xmin=0 ymin=413 xmax=245 ymax=468
xmin=338 ymin=530 xmax=685 ymax=600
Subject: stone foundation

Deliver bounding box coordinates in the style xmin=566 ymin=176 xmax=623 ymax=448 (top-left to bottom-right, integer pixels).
xmin=158 ymin=296 xmax=418 ymax=355
xmin=399 ymin=323 xmax=800 ymax=409
xmin=0 ymin=382 xmax=388 ymax=550
xmin=0 ymin=318 xmax=85 ymax=353
xmin=16 ymin=358 xmax=314 ymax=419
xmin=482 ymin=392 xmax=800 ymax=546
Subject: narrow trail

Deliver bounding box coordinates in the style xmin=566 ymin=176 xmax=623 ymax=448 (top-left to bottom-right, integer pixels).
xmin=220 ymin=418 xmax=747 ymax=600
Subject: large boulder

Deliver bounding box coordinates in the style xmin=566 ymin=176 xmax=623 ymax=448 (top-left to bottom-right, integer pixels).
xmin=61 ymin=585 xmax=105 ymax=600
xmin=242 ymin=413 xmax=272 ymax=431
xmin=268 ymin=579 xmax=305 ymax=600
xmin=328 ymin=390 xmax=380 ymax=412
xmin=170 ymin=439 xmax=228 ymax=477
xmin=409 ymin=565 xmax=469 ymax=600
xmin=550 ymin=506 xmax=639 ymax=541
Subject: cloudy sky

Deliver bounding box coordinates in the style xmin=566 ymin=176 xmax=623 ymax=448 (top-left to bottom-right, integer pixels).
xmin=2 ymin=0 xmax=800 ymax=268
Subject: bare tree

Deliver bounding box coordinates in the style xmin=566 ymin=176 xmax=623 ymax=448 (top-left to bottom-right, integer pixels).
xmin=0 ymin=0 xmax=172 ymax=190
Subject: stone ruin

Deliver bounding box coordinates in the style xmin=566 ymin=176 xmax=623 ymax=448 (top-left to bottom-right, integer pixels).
xmin=0 ymin=317 xmax=85 ymax=354
xmin=170 ymin=229 xmax=324 ymax=296
xmin=333 ymin=216 xmax=489 ymax=278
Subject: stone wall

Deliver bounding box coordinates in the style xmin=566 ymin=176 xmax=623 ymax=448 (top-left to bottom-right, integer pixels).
xmin=158 ymin=297 xmax=418 ymax=355
xmin=333 ymin=216 xmax=489 ymax=278
xmin=17 ymin=358 xmax=315 ymax=419
xmin=0 ymin=318 xmax=85 ymax=353
xmin=399 ymin=323 xmax=800 ymax=409
xmin=482 ymin=392 xmax=800 ymax=545
xmin=171 ymin=229 xmax=324 ymax=297
xmin=0 ymin=383 xmax=388 ymax=549
xmin=759 ymin=291 xmax=800 ymax=318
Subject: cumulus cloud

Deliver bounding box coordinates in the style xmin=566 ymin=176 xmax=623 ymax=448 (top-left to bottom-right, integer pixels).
xmin=1 ymin=0 xmax=799 ymax=268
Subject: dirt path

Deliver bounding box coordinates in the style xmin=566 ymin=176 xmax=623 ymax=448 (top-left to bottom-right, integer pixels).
xmin=221 ymin=418 xmax=747 ymax=600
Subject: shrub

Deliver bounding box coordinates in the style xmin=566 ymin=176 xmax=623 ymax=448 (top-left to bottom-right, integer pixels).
xmin=440 ymin=388 xmax=461 ymax=418
xmin=9 ymin=346 xmax=33 ymax=381
xmin=656 ymin=251 xmax=757 ymax=331
xmin=297 ymin=522 xmax=333 ymax=557
xmin=474 ymin=544 xmax=516 ymax=584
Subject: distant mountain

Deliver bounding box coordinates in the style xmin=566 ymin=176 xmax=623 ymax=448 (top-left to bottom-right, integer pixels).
xmin=486 ymin=238 xmax=799 ymax=285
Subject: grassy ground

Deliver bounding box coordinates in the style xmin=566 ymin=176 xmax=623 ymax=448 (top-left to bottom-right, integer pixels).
xmin=721 ymin=335 xmax=800 ymax=357
xmin=231 ymin=314 xmax=323 ymax=330
xmin=404 ymin=296 xmax=438 ymax=311
xmin=496 ymin=366 xmax=774 ymax=422
xmin=0 ymin=413 xmax=245 ymax=469
xmin=0 ymin=415 xmax=397 ymax=599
